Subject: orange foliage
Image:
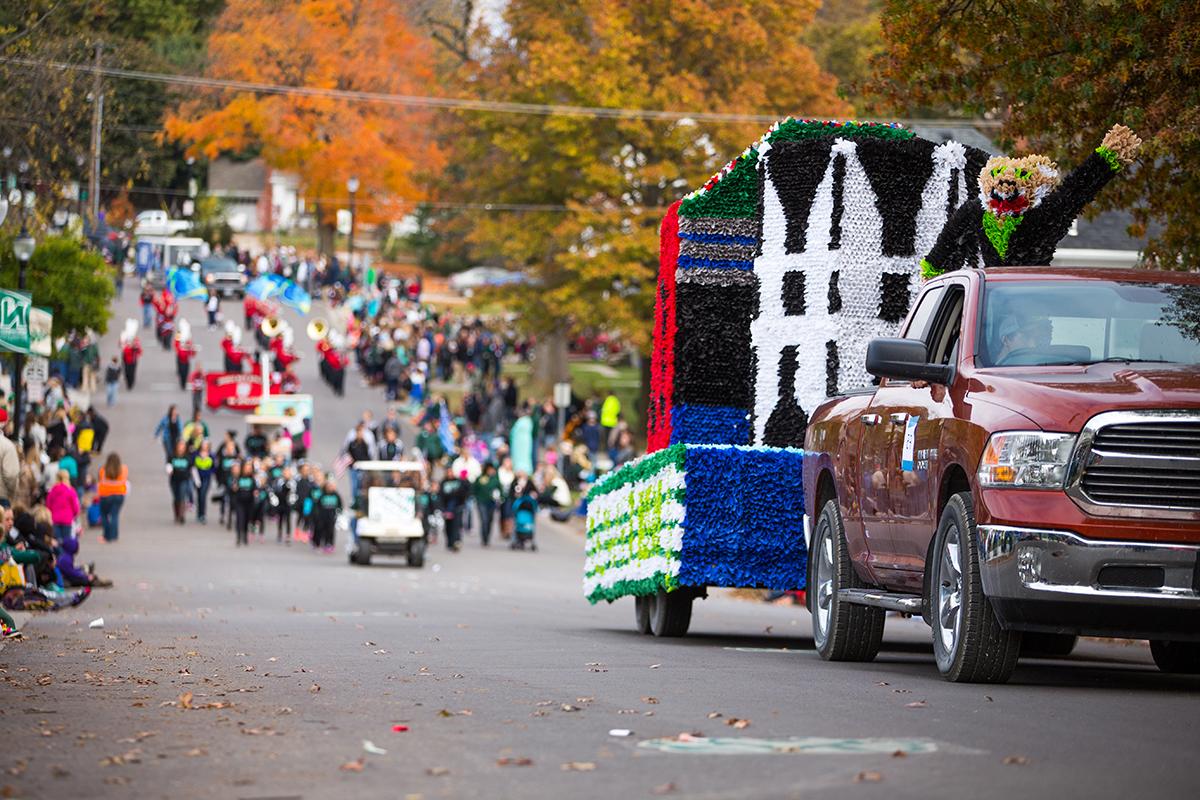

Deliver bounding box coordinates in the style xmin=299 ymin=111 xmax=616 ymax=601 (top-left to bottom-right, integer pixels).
xmin=165 ymin=0 xmax=442 ymax=225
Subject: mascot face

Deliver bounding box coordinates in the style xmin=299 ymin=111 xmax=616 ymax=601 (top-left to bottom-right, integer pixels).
xmin=979 ymin=155 xmax=1060 ymax=217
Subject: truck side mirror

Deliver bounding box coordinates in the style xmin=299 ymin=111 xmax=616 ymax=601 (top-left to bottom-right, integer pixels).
xmin=865 ymin=338 xmax=953 ymax=385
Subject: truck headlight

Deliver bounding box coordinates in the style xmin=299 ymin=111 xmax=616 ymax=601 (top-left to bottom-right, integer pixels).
xmin=204 ymin=274 xmax=214 ymax=284
xmin=978 ymin=432 xmax=1076 ymax=489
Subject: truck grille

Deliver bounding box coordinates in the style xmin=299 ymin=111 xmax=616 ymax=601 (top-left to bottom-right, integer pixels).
xmin=1079 ymin=419 xmax=1200 ymax=511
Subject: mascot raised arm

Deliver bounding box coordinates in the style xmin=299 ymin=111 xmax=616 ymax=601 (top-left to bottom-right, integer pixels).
xmin=921 ymin=124 xmax=1142 ymax=278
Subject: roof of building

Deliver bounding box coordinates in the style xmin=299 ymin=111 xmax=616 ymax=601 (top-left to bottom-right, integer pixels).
xmin=208 ymin=157 xmax=267 ymax=198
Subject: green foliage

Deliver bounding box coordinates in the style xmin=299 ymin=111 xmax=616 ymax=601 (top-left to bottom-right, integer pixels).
xmin=868 ymin=0 xmax=1200 ymax=268
xmin=384 ymin=204 xmax=472 ymax=275
xmin=805 ymin=0 xmax=884 ymax=112
xmin=187 ymin=194 xmax=234 ymax=247
xmin=0 ymin=233 xmax=114 ymax=337
xmin=0 ymin=1 xmax=223 ymax=206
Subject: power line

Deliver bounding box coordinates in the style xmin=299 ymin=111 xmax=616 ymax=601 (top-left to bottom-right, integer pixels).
xmin=0 ymin=55 xmax=1004 ymax=129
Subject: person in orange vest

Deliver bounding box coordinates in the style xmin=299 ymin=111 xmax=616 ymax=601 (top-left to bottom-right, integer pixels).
xmin=174 ymin=333 xmax=197 ymax=389
xmin=96 ymin=452 xmax=129 ymax=543
xmin=121 ymin=336 xmax=142 ymax=390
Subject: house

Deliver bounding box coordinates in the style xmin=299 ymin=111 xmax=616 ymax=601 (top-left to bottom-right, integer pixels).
xmin=207 ymin=157 xmax=302 ymax=233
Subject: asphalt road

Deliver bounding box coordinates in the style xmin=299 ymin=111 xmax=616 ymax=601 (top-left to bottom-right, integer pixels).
xmin=3 ymin=289 xmax=1198 ymax=800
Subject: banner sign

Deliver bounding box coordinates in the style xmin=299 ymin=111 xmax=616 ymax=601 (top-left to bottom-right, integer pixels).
xmin=29 ymin=307 xmax=52 ymax=357
xmin=205 ymin=371 xmax=282 ymax=411
xmin=0 ymin=289 xmax=31 ymax=354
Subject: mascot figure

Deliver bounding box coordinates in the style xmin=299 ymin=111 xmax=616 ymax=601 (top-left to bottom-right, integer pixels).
xmin=921 ymin=124 xmax=1142 ymax=278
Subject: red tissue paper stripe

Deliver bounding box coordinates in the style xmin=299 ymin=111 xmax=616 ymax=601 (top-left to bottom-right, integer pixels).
xmin=647 ymin=200 xmax=681 ymax=452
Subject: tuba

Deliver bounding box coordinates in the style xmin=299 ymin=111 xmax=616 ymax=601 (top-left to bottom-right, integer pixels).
xmin=306 ymin=317 xmax=329 ymax=341
xmin=260 ymin=316 xmax=284 ymax=339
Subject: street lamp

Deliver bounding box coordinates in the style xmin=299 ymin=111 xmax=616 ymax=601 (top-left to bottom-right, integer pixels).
xmin=11 ymin=229 xmax=34 ymax=442
xmin=346 ymin=176 xmax=359 ymax=273
xmin=75 ymin=154 xmax=86 ymax=224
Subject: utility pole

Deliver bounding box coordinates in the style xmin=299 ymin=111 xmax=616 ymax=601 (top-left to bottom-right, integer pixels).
xmin=88 ymin=41 xmax=104 ymax=221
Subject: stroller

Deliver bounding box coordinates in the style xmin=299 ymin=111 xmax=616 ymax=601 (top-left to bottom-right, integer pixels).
xmin=510 ymin=495 xmax=538 ymax=551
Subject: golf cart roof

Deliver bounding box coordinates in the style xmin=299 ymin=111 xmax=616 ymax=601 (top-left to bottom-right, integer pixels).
xmin=354 ymin=461 xmax=425 ymax=472
xmin=245 ymin=414 xmax=292 ymax=427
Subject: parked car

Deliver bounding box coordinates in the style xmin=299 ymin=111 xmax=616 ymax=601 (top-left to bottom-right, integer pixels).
xmin=196 ymin=255 xmax=247 ymax=298
xmin=803 ymin=267 xmax=1200 ymax=683
xmin=449 ymin=266 xmax=526 ymax=294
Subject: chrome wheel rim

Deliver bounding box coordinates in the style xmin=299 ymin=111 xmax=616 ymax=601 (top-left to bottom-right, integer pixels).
xmin=815 ymin=529 xmax=834 ymax=637
xmin=938 ymin=526 xmax=963 ymax=653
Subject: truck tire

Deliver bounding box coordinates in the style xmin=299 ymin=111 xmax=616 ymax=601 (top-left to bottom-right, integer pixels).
xmin=811 ymin=499 xmax=884 ymax=662
xmin=1020 ymin=632 xmax=1077 ymax=659
xmin=650 ymin=589 xmax=692 ymax=637
xmin=635 ymin=595 xmax=653 ymax=635
xmin=930 ymin=492 xmax=1021 ymax=683
xmin=1150 ymin=640 xmax=1200 ymax=674
xmin=407 ymin=538 xmax=426 ymax=568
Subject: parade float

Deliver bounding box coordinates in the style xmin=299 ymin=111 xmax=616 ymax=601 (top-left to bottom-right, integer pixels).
xmin=585 ymin=117 xmax=1143 ymax=635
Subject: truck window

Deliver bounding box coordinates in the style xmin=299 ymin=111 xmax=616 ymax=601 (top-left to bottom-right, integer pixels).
xmin=979 ymin=280 xmax=1200 ymax=367
xmin=902 ymin=286 xmax=944 ymax=341
xmin=927 ymin=287 xmax=965 ymax=365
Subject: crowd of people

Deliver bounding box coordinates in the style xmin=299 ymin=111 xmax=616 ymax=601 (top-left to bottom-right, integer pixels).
xmin=0 ymin=397 xmax=120 ymax=640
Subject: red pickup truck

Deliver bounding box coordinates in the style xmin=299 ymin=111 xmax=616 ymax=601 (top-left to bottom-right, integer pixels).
xmin=802 ymin=267 xmax=1200 ymax=683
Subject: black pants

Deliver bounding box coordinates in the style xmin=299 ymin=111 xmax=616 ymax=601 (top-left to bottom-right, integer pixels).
xmin=123 ymin=361 xmax=137 ymax=389
xmin=314 ymin=516 xmax=334 ymax=548
xmin=478 ymin=502 xmax=496 ymax=546
xmin=276 ymin=507 xmax=293 ymax=541
xmin=177 ymin=359 xmax=188 ymax=389
xmin=444 ymin=510 xmax=462 ymax=549
xmin=234 ymin=502 xmax=252 ymax=545
xmin=196 ymin=475 xmax=211 ymax=522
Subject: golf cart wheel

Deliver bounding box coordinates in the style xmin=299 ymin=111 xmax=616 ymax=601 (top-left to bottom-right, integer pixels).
xmin=635 ymin=595 xmax=653 ymax=635
xmin=407 ymin=538 xmax=426 ymax=568
xmin=930 ymin=492 xmax=1021 ymax=683
xmin=810 ymin=499 xmax=884 ymax=662
xmin=1150 ymin=640 xmax=1200 ymax=674
xmin=650 ymin=589 xmax=692 ymax=637
xmin=350 ymin=545 xmax=371 ymax=566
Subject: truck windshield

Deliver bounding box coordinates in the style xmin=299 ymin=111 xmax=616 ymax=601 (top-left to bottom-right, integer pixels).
xmin=980 ymin=280 xmax=1200 ymax=367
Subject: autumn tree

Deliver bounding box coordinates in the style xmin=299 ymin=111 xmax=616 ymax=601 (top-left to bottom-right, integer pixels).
xmin=434 ymin=0 xmax=849 ymax=388
xmin=166 ymin=0 xmax=443 ymax=255
xmin=868 ymin=0 xmax=1200 ymax=267
xmin=0 ymin=1 xmax=222 ymax=214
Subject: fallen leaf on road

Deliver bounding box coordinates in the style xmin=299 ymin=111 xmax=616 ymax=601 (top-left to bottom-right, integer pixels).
xmin=277 ymin=707 xmax=293 ymax=716
xmin=364 ymin=641 xmax=376 ymax=646
xmin=309 ymin=684 xmax=321 ymax=693
xmin=892 ymin=688 xmax=911 ymax=694
xmin=905 ymin=701 xmax=927 ymax=709
xmin=177 ymin=692 xmax=194 ymax=710
xmin=725 ymin=718 xmax=751 ymax=729
xmin=102 ymin=776 xmax=130 ymax=786
xmin=854 ymin=771 xmax=883 ymax=783
xmin=985 ymin=695 xmax=994 ymax=702
xmin=36 ymin=675 xmax=52 ymax=686
xmin=675 ymin=732 xmax=704 ymax=742
xmin=562 ymin=761 xmax=596 ymax=771
xmin=617 ymin=709 xmax=637 ymax=715
xmin=496 ymin=757 xmax=533 ymax=767
xmin=876 ymin=681 xmax=890 ymax=686
xmin=652 ymin=783 xmax=678 ymax=795
xmin=117 ymin=732 xmax=157 ymax=743
xmin=707 ymin=712 xmax=723 ymax=719
xmin=608 ymin=729 xmax=632 ymax=737
xmin=891 ymin=750 xmax=907 ymax=759
xmin=426 ymin=767 xmax=449 ymax=777
xmin=185 ymin=748 xmax=207 ymax=757
xmin=339 ymin=758 xmax=365 ymax=772
xmin=6 ymin=761 xmax=26 ymax=777
xmin=362 ymin=740 xmax=387 ymax=755
xmin=641 ymin=697 xmax=659 ymax=705
xmin=764 ymin=626 xmax=773 ymax=634
xmin=243 ymin=665 xmax=255 ymax=672
xmin=560 ymin=704 xmax=580 ymax=713
xmin=1004 ymin=756 xmax=1030 ymax=766
xmin=649 ymin=664 xmax=661 ymax=669
xmin=241 ymin=727 xmax=280 ymax=736
xmin=51 ymin=765 xmax=69 ymax=779
xmin=576 ymin=697 xmax=594 ymax=704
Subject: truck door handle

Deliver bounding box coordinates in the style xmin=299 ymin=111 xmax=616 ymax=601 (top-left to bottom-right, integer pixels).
xmin=889 ymin=413 xmax=909 ymax=425
xmin=860 ymin=414 xmax=882 ymax=427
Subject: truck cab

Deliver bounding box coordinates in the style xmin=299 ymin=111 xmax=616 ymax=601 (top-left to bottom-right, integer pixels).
xmin=803 ymin=267 xmax=1200 ymax=682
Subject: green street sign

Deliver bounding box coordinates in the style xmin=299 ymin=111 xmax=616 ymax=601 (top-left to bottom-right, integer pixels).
xmin=0 ymin=288 xmax=32 ymax=354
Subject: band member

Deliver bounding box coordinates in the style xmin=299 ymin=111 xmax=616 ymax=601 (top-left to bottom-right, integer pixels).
xmin=189 ymin=368 xmax=206 ymax=414
xmin=121 ymin=334 xmax=143 ymax=390
xmin=222 ymin=332 xmax=248 ymax=373
xmin=174 ymin=330 xmax=197 ymax=390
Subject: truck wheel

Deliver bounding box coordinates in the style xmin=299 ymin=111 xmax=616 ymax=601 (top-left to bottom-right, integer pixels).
xmin=407 ymin=538 xmax=426 ymax=568
xmin=635 ymin=595 xmax=653 ymax=635
xmin=1020 ymin=632 xmax=1077 ymax=659
xmin=1150 ymin=640 xmax=1200 ymax=674
xmin=930 ymin=492 xmax=1021 ymax=683
xmin=650 ymin=589 xmax=692 ymax=637
xmin=811 ymin=499 xmax=884 ymax=662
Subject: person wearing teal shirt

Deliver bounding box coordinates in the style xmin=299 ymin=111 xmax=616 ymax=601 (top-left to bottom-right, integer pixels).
xmin=509 ymin=409 xmax=534 ymax=475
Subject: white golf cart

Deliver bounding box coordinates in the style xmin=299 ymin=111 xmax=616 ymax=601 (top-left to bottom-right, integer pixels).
xmin=349 ymin=461 xmax=426 ymax=568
